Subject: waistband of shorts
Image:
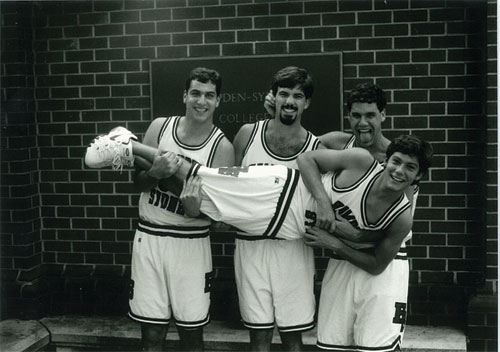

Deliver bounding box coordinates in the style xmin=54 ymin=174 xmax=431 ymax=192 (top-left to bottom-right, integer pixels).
xmin=137 ymin=219 xmax=210 ymax=238
xmin=327 ymin=247 xmax=408 ymax=261
xmin=235 ymin=233 xmax=285 ymax=241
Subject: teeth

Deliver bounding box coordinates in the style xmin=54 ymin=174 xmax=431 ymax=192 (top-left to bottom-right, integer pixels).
xmin=391 ymin=175 xmax=404 ymax=182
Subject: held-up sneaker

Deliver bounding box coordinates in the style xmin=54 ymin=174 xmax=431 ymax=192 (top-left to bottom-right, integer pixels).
xmin=85 ymin=126 xmax=137 ymax=171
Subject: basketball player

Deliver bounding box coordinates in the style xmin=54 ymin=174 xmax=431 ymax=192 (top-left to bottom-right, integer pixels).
xmin=298 ymin=83 xmax=423 ymax=351
xmin=264 ymin=82 xmax=418 ymax=232
xmin=231 ymin=67 xmax=320 ymax=351
xmin=85 ymin=125 xmax=432 ymax=288
xmin=125 ymin=67 xmax=234 ymax=351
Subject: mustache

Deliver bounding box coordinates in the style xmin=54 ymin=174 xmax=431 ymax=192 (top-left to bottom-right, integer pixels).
xmin=281 ymin=104 xmax=298 ymax=111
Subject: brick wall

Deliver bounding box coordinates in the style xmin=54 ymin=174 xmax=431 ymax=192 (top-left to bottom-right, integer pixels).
xmin=466 ymin=0 xmax=498 ymax=351
xmin=0 ymin=1 xmax=48 ymax=319
xmin=484 ymin=0 xmax=497 ymax=304
xmin=0 ymin=0 xmax=495 ymax=337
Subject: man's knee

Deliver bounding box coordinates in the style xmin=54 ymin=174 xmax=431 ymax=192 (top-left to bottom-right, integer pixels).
xmin=177 ymin=326 xmax=204 ymax=351
xmin=250 ymin=328 xmax=274 ymax=351
xmin=279 ymin=331 xmax=303 ymax=351
xmin=141 ymin=323 xmax=168 ymax=350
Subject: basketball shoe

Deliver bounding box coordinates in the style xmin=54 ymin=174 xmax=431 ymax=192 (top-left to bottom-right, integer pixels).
xmin=85 ymin=126 xmax=137 ymax=171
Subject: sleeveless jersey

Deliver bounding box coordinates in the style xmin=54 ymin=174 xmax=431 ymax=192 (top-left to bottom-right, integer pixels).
xmin=237 ymin=119 xmax=320 ymax=239
xmin=189 ymin=161 xmax=410 ymax=243
xmin=289 ymin=161 xmax=412 ymax=249
xmin=137 ymin=116 xmax=226 ymax=237
xmin=241 ymin=119 xmax=321 ymax=168
xmin=342 ymin=134 xmax=418 ymax=244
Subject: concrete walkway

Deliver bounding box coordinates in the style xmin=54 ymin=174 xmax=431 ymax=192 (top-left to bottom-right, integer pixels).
xmin=1 ymin=315 xmax=467 ymax=351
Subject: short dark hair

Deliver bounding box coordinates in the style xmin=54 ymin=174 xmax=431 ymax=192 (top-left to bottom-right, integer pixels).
xmin=185 ymin=67 xmax=222 ymax=96
xmin=347 ymin=82 xmax=386 ymax=112
xmin=271 ymin=66 xmax=314 ymax=99
xmin=386 ymin=134 xmax=433 ymax=178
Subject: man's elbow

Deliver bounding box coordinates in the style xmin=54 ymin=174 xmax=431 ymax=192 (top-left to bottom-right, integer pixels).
xmin=367 ymin=262 xmax=390 ymax=276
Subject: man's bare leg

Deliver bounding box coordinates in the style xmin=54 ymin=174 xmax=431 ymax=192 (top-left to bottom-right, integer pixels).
xmin=250 ymin=329 xmax=274 ymax=352
xmin=130 ymin=140 xmax=191 ymax=182
xmin=141 ymin=323 xmax=168 ymax=351
xmin=280 ymin=331 xmax=303 ymax=351
xmin=177 ymin=326 xmax=204 ymax=351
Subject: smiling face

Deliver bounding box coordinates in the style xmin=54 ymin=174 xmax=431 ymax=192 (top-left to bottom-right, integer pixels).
xmin=383 ymin=152 xmax=421 ymax=191
xmin=349 ymin=102 xmax=386 ymax=147
xmin=183 ymin=79 xmax=220 ymax=123
xmin=274 ymin=84 xmax=310 ymax=126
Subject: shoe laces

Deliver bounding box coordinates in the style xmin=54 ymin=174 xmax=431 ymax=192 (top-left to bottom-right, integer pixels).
xmin=95 ymin=136 xmax=127 ymax=172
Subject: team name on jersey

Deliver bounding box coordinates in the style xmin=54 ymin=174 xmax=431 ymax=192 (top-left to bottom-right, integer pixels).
xmin=305 ymin=201 xmax=359 ymax=229
xmin=146 ymin=156 xmax=201 ymax=216
xmin=148 ymin=189 xmax=185 ymax=215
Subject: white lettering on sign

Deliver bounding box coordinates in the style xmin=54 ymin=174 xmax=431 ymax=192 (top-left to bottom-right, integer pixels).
xmin=219 ymin=112 xmax=269 ymax=123
xmin=220 ymin=91 xmax=267 ymax=103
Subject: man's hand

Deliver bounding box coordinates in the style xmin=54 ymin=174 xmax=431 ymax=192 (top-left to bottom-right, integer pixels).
xmin=303 ymin=226 xmax=345 ymax=254
xmin=147 ymin=151 xmax=181 ymax=180
xmin=334 ymin=216 xmax=361 ymax=241
xmin=315 ymin=199 xmax=336 ymax=233
xmin=180 ymin=176 xmax=202 ymax=218
xmin=263 ymin=90 xmax=275 ymax=116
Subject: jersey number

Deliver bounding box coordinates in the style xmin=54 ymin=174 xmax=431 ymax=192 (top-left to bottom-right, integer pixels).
xmin=218 ymin=166 xmax=249 ymax=177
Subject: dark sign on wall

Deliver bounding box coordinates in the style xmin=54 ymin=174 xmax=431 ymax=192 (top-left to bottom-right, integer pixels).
xmin=150 ymin=53 xmax=343 ymax=141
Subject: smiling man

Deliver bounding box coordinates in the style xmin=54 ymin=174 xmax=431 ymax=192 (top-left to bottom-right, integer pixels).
xmin=297 ymin=134 xmax=433 ymax=352
xmin=86 ymin=123 xmax=432 ymax=352
xmin=231 ymin=67 xmax=320 ymax=351
xmin=128 ymin=67 xmax=234 ymax=351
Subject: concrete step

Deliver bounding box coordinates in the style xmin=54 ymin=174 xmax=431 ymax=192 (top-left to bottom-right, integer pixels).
xmin=1 ymin=315 xmax=466 ymax=351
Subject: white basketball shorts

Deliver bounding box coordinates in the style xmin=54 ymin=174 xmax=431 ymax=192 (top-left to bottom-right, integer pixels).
xmin=317 ymin=256 xmax=409 ymax=351
xmin=234 ymin=238 xmax=316 ymax=332
xmin=128 ymin=229 xmax=212 ymax=328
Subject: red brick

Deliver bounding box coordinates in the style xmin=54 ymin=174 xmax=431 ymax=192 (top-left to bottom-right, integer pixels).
xmin=237 ymin=4 xmax=269 ymax=17
xmin=221 ymin=17 xmax=252 ymax=30
xmin=322 ymin=13 xmax=355 ymax=26
xmin=289 ymin=40 xmax=321 ymax=53
xmin=222 ymin=43 xmax=253 ymax=56
xmin=324 ymin=39 xmax=356 ymax=52
xmin=339 ymin=0 xmax=372 ymax=11
xmin=189 ymin=19 xmax=220 ymax=31
xmin=255 ymin=42 xmax=287 ymax=55
xmin=255 ymin=16 xmax=287 ymax=29
xmin=237 ymin=29 xmax=268 ymax=42
xmin=205 ymin=31 xmax=235 ymax=43
xmin=271 ymin=28 xmax=302 ymax=41
xmin=339 ymin=25 xmax=372 ymax=38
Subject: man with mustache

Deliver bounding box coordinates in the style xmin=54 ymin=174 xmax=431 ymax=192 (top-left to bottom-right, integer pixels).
xmin=265 ymin=82 xmax=420 ymax=350
xmin=231 ymin=66 xmax=321 ymax=351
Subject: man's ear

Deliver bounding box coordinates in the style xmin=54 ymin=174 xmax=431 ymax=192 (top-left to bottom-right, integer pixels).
xmin=411 ymin=173 xmax=423 ymax=185
xmin=215 ymin=95 xmax=220 ymax=108
xmin=183 ymin=90 xmax=187 ymax=104
xmin=304 ymin=98 xmax=311 ymax=110
xmin=380 ymin=109 xmax=386 ymax=122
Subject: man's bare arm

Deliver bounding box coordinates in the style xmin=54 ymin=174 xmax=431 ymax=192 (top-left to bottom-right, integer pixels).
xmin=304 ymin=208 xmax=412 ymax=275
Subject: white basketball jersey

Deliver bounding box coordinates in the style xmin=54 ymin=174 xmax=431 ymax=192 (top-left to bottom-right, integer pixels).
xmin=138 ymin=116 xmax=226 ymax=237
xmin=343 ymin=134 xmax=418 ymax=245
xmin=241 ymin=119 xmax=321 ymax=168
xmin=237 ymin=119 xmax=320 ymax=239
xmin=292 ymin=161 xmax=412 ymax=253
